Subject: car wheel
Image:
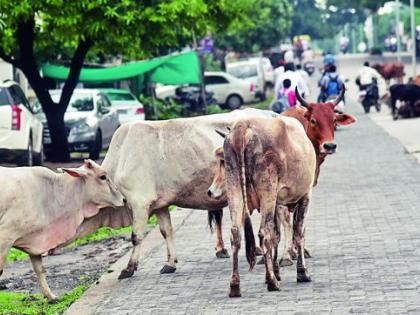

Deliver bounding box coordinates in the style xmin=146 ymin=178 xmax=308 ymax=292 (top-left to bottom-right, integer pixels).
xmin=89 ymin=130 xmax=102 ymax=160
xmin=19 ymin=137 xmax=34 ymax=166
xmin=226 ymin=95 xmax=243 ymax=110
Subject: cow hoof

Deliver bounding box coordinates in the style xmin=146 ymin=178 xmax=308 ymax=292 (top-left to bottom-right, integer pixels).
xmin=257 ymin=256 xmax=265 ymax=265
xmin=47 ymin=296 xmax=59 ymax=304
xmin=274 ymin=271 xmax=281 ymax=282
xmin=297 ymin=270 xmax=312 ymax=283
xmin=216 ymin=249 xmax=230 ymax=259
xmin=267 ymin=280 xmax=280 ymax=292
xmin=229 ymin=285 xmax=241 ymax=298
xmin=304 ymin=248 xmax=312 ymax=258
xmin=160 ymin=264 xmax=176 ymax=274
xmin=255 ymin=246 xmax=263 ymax=256
xmin=118 ymin=267 xmax=135 ymax=280
xmin=279 ymin=258 xmax=293 ymax=267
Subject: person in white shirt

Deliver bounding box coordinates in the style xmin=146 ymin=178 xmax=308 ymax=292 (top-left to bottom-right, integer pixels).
xmin=274 ymin=63 xmax=309 ymax=101
xmin=283 ymin=49 xmax=294 ymax=64
xmin=296 ymin=64 xmax=311 ymax=96
xmin=356 ymin=61 xmax=382 ymax=88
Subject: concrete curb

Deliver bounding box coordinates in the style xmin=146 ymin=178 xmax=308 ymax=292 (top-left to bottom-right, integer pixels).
xmin=65 ymin=208 xmax=193 ymax=315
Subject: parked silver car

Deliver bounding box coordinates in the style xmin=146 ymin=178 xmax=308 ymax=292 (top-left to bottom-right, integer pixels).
xmin=36 ymin=89 xmax=120 ymax=160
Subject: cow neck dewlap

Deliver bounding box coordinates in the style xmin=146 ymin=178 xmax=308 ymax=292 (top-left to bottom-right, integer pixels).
xmin=53 ymin=173 xmax=101 ymax=219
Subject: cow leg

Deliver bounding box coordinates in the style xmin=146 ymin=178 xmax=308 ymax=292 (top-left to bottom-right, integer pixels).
xmin=279 ymin=206 xmax=295 ymax=267
xmin=0 ymin=241 xmax=12 ymax=277
xmin=118 ymin=200 xmax=149 ymax=279
xmin=272 ymin=207 xmax=282 ymax=282
xmin=30 ymin=255 xmax=57 ymax=302
xmin=294 ymin=196 xmax=312 ymax=283
xmin=155 ymin=207 xmax=177 ymax=274
xmin=212 ymin=209 xmax=229 ymax=259
xmin=229 ymin=224 xmax=242 ymax=297
xmin=260 ymin=206 xmax=279 ymax=292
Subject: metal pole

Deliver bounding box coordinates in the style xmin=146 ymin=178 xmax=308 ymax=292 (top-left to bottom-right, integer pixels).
xmin=411 ymin=0 xmax=416 ymax=79
xmin=396 ymin=0 xmax=401 ymax=62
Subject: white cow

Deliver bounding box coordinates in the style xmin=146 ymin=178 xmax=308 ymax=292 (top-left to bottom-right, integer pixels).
xmin=0 ymin=160 xmax=125 ymax=301
xmin=98 ymin=108 xmax=278 ymax=278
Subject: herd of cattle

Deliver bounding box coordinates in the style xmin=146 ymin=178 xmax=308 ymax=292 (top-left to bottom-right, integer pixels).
xmin=0 ymin=87 xmax=356 ymax=300
xmin=374 ymin=61 xmax=420 ymax=119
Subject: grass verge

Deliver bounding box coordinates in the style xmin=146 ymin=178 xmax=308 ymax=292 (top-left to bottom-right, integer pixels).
xmin=0 ymin=282 xmax=89 ymax=315
xmin=6 ymin=206 xmax=175 ymax=262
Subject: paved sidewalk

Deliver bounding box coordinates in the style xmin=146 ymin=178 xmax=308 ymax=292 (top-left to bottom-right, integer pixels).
xmin=69 ymin=103 xmax=420 ymax=314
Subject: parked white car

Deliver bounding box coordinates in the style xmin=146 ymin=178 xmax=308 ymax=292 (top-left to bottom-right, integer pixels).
xmin=204 ymin=71 xmax=259 ymax=109
xmin=100 ymin=88 xmax=145 ymax=123
xmin=0 ymin=80 xmax=43 ymax=166
xmin=251 ymin=57 xmax=274 ymax=87
xmin=225 ymin=58 xmax=266 ymax=100
xmin=36 ymin=89 xmax=120 ymax=160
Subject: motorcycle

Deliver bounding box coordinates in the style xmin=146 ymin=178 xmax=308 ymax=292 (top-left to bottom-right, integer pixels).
xmin=358 ymin=79 xmax=380 ymax=114
xmin=170 ymin=85 xmax=218 ymax=113
xmin=303 ymin=61 xmax=315 ymax=76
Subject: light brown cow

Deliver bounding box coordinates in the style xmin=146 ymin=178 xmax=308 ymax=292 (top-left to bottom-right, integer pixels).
xmin=0 ymin=160 xmax=125 ymax=301
xmin=210 ymin=89 xmax=357 ymax=267
xmin=216 ymin=115 xmax=316 ymax=297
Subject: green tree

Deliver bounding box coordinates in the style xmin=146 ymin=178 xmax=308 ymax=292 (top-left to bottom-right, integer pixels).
xmin=0 ymin=0 xmax=252 ymax=161
xmin=215 ymin=0 xmax=292 ymax=52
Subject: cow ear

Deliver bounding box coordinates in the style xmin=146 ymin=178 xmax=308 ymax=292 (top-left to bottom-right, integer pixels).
xmin=59 ymin=168 xmax=87 ymax=178
xmin=84 ymin=159 xmax=94 ymax=170
xmin=214 ymin=147 xmax=224 ymax=161
xmin=336 ymin=114 xmax=357 ymax=126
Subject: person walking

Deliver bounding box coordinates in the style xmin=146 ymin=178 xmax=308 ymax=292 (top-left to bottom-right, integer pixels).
xmin=319 ymin=65 xmax=344 ymax=103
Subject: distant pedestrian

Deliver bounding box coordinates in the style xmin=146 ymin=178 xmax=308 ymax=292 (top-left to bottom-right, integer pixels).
xmin=272 ymin=78 xmax=296 ymax=113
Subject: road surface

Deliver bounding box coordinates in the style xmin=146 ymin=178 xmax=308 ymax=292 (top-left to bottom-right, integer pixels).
xmin=66 ymin=54 xmax=420 ymax=314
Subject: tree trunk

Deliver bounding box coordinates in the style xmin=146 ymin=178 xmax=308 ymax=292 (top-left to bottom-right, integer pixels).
xmin=44 ymin=106 xmax=70 ymax=162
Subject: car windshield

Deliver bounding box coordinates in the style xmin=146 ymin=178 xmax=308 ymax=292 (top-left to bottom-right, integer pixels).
xmin=106 ymin=92 xmax=135 ymax=101
xmin=227 ymin=64 xmax=258 ymax=79
xmin=51 ymin=93 xmax=94 ymax=112
xmin=0 ymin=88 xmax=10 ymax=106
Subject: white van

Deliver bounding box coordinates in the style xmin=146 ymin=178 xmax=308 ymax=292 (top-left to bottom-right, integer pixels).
xmin=225 ymin=58 xmax=266 ymax=100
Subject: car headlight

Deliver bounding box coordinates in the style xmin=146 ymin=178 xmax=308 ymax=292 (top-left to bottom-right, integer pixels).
xmin=70 ymin=122 xmax=92 ymax=135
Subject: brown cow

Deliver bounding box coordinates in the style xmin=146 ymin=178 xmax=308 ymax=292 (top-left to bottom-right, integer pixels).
xmin=212 ymin=114 xmax=316 ymax=297
xmin=372 ymin=62 xmax=404 ymax=84
xmin=209 ymin=89 xmax=356 ymax=267
xmin=209 ymin=90 xmax=355 ymax=298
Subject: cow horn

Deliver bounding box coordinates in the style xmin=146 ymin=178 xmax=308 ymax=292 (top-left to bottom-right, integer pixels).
xmin=295 ymin=87 xmax=308 ymax=108
xmin=215 ymin=129 xmax=226 ymax=138
xmin=334 ymin=85 xmax=346 ymax=106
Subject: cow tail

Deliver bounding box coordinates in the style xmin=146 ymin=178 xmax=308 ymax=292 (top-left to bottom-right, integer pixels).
xmin=237 ymin=127 xmax=256 ymax=271
xmin=207 ymin=210 xmax=223 ymax=233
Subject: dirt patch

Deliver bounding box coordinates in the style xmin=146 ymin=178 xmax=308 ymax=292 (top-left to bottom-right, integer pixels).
xmin=0 ymin=234 xmax=133 ymax=296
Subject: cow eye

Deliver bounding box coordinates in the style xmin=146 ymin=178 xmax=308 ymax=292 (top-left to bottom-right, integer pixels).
xmin=99 ymin=175 xmax=107 ymax=180
xmin=310 ymin=118 xmax=317 ymax=125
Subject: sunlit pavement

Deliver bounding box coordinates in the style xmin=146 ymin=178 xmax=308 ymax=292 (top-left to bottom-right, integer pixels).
xmin=69 ymin=58 xmax=420 ymax=314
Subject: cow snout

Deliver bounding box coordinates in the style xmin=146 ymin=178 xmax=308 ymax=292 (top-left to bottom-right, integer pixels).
xmin=207 ymin=190 xmax=213 ymax=198
xmin=207 ymin=185 xmax=223 ymax=199
xmin=123 ymin=198 xmax=127 ymax=204
xmin=323 ymin=142 xmax=337 ymax=154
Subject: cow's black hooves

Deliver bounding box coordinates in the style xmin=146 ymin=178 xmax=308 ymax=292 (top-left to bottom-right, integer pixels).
xmin=229 ymin=285 xmax=241 ymax=298
xmin=160 ymin=264 xmax=176 ymax=274
xmin=47 ymin=297 xmax=59 ymax=304
xmin=267 ymin=281 xmax=280 ymax=292
xmin=118 ymin=268 xmax=135 ymax=280
xmin=297 ymin=272 xmax=312 ymax=283
xmin=304 ymin=248 xmax=312 ymax=258
xmin=216 ymin=249 xmax=230 ymax=259
xmin=279 ymin=258 xmax=293 ymax=267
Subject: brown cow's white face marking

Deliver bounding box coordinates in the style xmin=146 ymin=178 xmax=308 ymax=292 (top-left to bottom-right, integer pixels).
xmin=207 ymin=148 xmax=225 ymax=199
